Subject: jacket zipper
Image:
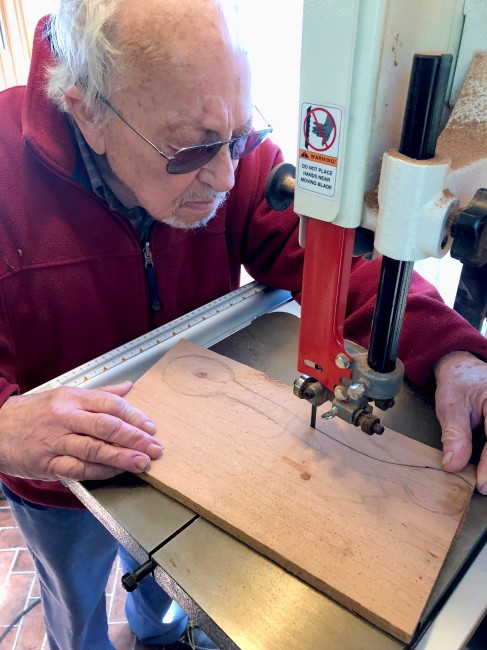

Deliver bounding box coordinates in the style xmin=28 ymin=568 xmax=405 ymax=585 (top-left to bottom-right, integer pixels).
xmin=143 ymin=242 xmax=163 ymax=311
xmin=28 ymin=137 xmax=165 ymax=314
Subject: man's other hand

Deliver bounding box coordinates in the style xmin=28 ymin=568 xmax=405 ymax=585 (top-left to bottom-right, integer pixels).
xmin=0 ymin=381 xmax=162 ymax=481
xmin=434 ymin=351 xmax=487 ymax=495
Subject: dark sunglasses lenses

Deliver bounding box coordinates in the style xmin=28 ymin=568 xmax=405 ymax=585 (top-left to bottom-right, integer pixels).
xmin=166 ymin=128 xmax=272 ymax=174
xmin=230 ymin=129 xmax=272 ymax=160
xmin=166 ymin=144 xmax=220 ymax=174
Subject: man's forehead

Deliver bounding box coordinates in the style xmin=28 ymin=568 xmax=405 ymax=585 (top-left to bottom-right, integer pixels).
xmin=117 ymin=0 xmax=241 ymax=62
xmin=115 ymin=0 xmax=252 ymax=137
xmin=162 ymin=104 xmax=254 ymax=138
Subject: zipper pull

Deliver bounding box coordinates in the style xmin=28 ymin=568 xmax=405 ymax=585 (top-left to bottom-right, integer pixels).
xmin=143 ymin=243 xmax=162 ymax=311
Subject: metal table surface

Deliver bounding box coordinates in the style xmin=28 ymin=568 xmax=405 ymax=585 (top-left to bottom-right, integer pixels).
xmin=65 ymin=311 xmax=487 ymax=650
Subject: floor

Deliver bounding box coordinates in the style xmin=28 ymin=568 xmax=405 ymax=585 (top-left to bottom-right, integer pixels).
xmin=0 ymin=486 xmax=141 ymax=650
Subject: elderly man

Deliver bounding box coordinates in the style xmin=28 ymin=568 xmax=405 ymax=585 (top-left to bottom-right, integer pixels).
xmin=0 ymin=0 xmax=486 ymax=648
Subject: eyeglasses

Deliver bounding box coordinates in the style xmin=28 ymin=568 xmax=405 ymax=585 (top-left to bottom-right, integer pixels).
xmin=101 ymin=98 xmax=273 ymax=175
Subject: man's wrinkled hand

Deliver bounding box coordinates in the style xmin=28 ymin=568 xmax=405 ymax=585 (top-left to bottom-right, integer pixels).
xmin=434 ymin=351 xmax=487 ymax=495
xmin=0 ymin=381 xmax=163 ymax=481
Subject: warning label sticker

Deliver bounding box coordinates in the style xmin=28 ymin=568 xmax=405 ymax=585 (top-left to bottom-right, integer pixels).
xmin=297 ymin=103 xmax=342 ymax=197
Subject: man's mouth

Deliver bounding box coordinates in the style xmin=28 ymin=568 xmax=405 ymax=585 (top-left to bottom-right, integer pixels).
xmin=180 ymin=199 xmax=216 ymax=212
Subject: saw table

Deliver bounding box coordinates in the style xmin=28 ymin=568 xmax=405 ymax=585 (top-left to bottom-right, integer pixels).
xmin=36 ymin=284 xmax=485 ymax=649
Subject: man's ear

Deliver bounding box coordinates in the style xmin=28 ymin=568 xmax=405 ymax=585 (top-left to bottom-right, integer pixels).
xmin=64 ymin=86 xmax=107 ymax=154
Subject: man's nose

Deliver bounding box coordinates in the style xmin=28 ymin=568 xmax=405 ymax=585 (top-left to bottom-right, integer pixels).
xmin=197 ymin=145 xmax=237 ymax=193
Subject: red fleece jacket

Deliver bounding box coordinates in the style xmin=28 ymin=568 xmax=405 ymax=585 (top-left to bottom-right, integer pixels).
xmin=1 ymin=19 xmax=486 ymax=508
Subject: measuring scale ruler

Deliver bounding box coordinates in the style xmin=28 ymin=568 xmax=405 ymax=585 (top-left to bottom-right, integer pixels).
xmin=29 ymin=282 xmax=292 ymax=394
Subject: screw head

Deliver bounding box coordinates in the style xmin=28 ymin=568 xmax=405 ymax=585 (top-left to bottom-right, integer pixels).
xmin=335 ymin=354 xmax=350 ymax=369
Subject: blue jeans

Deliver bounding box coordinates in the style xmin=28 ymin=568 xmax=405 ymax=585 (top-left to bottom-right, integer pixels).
xmin=2 ymin=484 xmax=188 ymax=650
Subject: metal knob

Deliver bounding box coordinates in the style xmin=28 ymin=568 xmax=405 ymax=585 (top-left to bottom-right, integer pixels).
xmin=265 ymin=162 xmax=296 ymax=211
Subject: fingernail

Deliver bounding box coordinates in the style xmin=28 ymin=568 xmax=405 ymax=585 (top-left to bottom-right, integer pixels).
xmin=478 ymin=482 xmax=487 ymax=495
xmin=148 ymin=443 xmax=163 ymax=458
xmin=143 ymin=420 xmax=157 ymax=434
xmin=135 ymin=456 xmax=149 ymax=472
xmin=442 ymin=451 xmax=454 ymax=466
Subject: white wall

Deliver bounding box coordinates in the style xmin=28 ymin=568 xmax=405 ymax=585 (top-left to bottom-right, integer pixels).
xmin=22 ymin=0 xmax=59 ymax=44
xmin=236 ymin=3 xmax=303 ymax=163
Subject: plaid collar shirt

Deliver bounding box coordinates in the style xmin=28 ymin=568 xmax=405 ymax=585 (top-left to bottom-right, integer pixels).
xmin=69 ymin=116 xmax=155 ymax=244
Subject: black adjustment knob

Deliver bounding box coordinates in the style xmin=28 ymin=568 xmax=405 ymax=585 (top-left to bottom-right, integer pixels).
xmin=121 ymin=572 xmax=138 ymax=592
xmin=450 ymin=188 xmax=487 ymax=267
xmin=265 ymin=162 xmax=296 ymax=211
xmin=353 ymin=409 xmax=384 ymax=436
xmin=122 ymin=558 xmax=157 ymax=592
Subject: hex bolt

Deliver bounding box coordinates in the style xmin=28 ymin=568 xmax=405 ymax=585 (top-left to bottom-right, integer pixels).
xmin=335 ymin=354 xmax=350 ymax=369
xmin=347 ymin=381 xmax=367 ymax=400
xmin=334 ymin=385 xmax=348 ymax=401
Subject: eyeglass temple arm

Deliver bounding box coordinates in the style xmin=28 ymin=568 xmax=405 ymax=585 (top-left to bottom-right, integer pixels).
xmin=100 ymin=96 xmax=173 ymax=161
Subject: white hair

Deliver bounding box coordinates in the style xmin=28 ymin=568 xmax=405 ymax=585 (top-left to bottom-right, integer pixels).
xmin=45 ymin=0 xmax=122 ymax=125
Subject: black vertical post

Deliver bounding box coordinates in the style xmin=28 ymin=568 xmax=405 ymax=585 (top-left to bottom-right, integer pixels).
xmin=367 ymin=54 xmax=453 ymax=374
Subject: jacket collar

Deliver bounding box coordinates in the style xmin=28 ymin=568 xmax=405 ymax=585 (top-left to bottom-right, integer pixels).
xmin=22 ymin=16 xmax=77 ymax=179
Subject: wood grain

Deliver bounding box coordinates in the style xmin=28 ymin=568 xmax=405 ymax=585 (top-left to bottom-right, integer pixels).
xmin=126 ymin=339 xmax=475 ymax=642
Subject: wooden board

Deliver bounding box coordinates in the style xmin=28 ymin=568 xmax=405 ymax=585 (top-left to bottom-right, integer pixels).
xmin=126 ymin=339 xmax=475 ymax=642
